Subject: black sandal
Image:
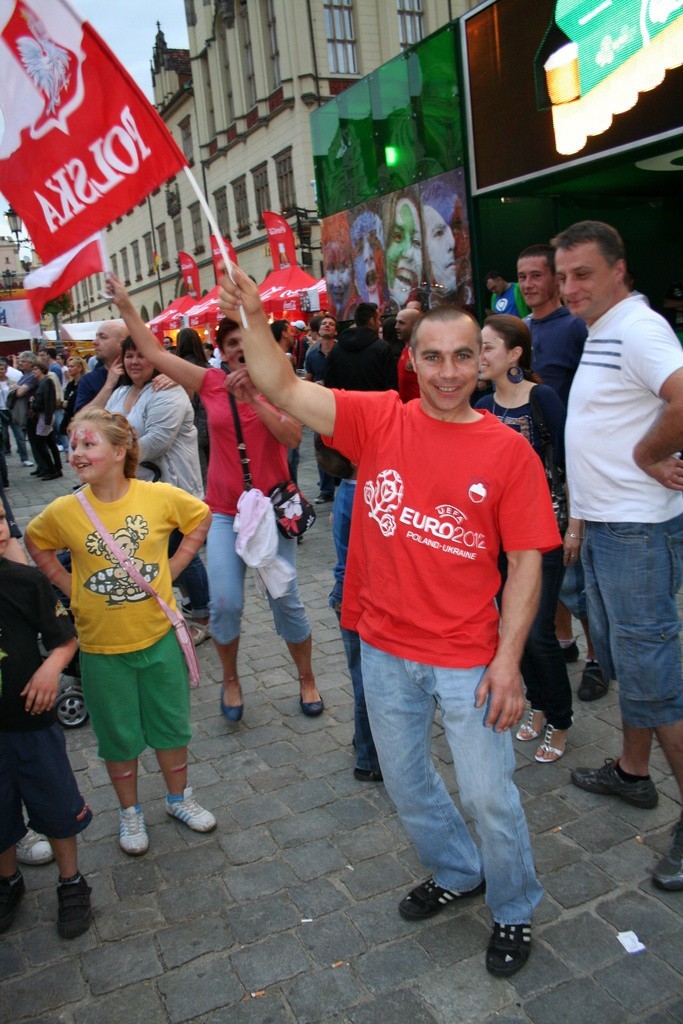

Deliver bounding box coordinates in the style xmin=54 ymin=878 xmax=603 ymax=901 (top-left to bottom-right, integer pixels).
xmin=578 ymin=662 xmax=609 ymax=701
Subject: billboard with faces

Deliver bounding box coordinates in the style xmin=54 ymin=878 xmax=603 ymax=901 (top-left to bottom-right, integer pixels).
xmin=321 ymin=168 xmax=472 ymax=320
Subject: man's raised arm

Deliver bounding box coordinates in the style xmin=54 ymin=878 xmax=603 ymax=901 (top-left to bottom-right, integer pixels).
xmin=218 ymin=268 xmax=336 ymax=438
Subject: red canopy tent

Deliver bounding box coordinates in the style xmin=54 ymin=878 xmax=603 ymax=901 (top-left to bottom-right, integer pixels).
xmin=186 ymin=286 xmax=222 ymax=328
xmin=148 ymin=294 xmax=197 ymax=338
xmin=258 ymin=266 xmax=326 ymax=318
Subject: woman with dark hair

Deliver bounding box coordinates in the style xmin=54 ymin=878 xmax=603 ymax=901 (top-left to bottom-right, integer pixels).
xmin=107 ymin=280 xmax=324 ymax=724
xmin=30 ymin=360 xmax=63 ymax=481
xmin=104 ymin=337 xmax=211 ymax=645
xmin=176 ymin=327 xmax=210 ymax=487
xmin=477 ymin=314 xmax=572 ymax=763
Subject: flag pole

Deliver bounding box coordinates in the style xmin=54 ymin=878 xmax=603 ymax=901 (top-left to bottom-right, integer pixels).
xmin=183 ymin=167 xmax=248 ymax=329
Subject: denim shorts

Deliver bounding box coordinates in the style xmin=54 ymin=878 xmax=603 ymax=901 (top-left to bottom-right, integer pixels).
xmin=582 ymin=515 xmax=683 ymax=728
xmin=0 ymin=725 xmax=92 ymax=849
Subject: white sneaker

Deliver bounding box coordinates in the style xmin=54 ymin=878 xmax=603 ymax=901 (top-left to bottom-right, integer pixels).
xmin=21 ymin=460 xmax=34 ymax=467
xmin=166 ymin=787 xmax=217 ymax=832
xmin=119 ymin=806 xmax=149 ymax=855
xmin=16 ymin=828 xmax=54 ymax=865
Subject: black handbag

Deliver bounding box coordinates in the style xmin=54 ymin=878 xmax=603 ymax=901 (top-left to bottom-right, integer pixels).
xmin=529 ymin=387 xmax=568 ymax=535
xmin=228 ymin=393 xmax=316 ymax=539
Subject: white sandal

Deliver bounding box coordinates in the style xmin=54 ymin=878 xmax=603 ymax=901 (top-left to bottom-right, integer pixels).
xmin=189 ymin=623 xmax=211 ymax=647
xmin=516 ymin=709 xmax=544 ymax=742
xmin=535 ymin=725 xmax=566 ymax=763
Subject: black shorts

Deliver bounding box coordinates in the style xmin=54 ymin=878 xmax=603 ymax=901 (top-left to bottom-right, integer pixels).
xmin=0 ymin=725 xmax=92 ymax=851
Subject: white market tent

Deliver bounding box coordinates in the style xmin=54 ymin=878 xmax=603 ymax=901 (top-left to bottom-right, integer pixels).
xmin=0 ymin=325 xmax=31 ymax=342
xmin=43 ymin=320 xmax=112 ymax=342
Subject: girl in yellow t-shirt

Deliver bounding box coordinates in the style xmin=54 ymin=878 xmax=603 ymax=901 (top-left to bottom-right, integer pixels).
xmin=26 ymin=409 xmax=216 ymax=857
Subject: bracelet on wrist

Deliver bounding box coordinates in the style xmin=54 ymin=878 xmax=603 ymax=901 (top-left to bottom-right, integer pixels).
xmin=567 ymin=531 xmax=584 ymax=540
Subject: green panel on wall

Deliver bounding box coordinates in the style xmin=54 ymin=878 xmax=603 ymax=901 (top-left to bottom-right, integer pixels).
xmin=312 ymin=24 xmax=464 ymax=218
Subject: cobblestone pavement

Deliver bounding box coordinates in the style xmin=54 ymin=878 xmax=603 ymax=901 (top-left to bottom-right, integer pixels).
xmin=2 ymin=435 xmax=682 ymax=1024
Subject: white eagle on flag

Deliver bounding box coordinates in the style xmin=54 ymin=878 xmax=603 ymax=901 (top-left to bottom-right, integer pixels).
xmin=17 ymin=11 xmax=72 ymax=117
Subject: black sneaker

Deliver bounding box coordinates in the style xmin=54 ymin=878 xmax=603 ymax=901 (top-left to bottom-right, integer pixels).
xmin=0 ymin=872 xmax=25 ymax=933
xmin=653 ymin=811 xmax=683 ymax=891
xmin=353 ymin=767 xmax=383 ymax=782
xmin=486 ymin=922 xmax=531 ymax=977
xmin=577 ymin=662 xmax=609 ymax=701
xmin=562 ymin=640 xmax=579 ymax=663
xmin=398 ymin=876 xmax=485 ymax=920
xmin=57 ymin=876 xmax=92 ymax=939
xmin=313 ymin=493 xmax=333 ymax=504
xmin=571 ymin=758 xmax=658 ymax=808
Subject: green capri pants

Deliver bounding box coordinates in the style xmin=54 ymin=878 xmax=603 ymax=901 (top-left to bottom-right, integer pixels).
xmin=80 ymin=629 xmax=191 ymax=762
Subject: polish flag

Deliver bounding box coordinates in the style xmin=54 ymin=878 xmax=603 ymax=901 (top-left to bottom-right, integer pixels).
xmin=178 ymin=251 xmax=200 ymax=299
xmin=262 ymin=212 xmax=298 ymax=272
xmin=23 ymin=232 xmax=106 ymax=319
xmin=0 ymin=0 xmax=187 ymax=263
xmin=209 ymin=234 xmax=237 ymax=283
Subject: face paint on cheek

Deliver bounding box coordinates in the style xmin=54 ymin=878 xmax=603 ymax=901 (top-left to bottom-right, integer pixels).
xmin=72 ymin=428 xmax=105 ymax=447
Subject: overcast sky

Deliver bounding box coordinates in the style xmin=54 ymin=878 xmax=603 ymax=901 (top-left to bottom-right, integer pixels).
xmin=1 ymin=0 xmax=189 ymax=239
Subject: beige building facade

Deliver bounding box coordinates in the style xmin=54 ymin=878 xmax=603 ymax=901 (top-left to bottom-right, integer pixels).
xmin=79 ymin=1 xmax=475 ymax=325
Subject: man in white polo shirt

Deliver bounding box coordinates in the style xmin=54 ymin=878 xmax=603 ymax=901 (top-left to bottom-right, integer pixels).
xmin=556 ymin=221 xmax=683 ymax=892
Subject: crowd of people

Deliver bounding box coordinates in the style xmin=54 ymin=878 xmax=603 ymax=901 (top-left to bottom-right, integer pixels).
xmin=1 ymin=221 xmax=681 ymax=981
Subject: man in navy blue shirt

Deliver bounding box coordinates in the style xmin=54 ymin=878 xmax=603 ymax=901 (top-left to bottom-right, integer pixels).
xmin=517 ymin=244 xmax=586 ymax=409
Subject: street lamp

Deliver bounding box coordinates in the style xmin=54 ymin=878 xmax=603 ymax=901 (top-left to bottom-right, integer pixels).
xmin=1 ymin=269 xmax=17 ymax=295
xmin=5 ymin=205 xmax=30 ymax=253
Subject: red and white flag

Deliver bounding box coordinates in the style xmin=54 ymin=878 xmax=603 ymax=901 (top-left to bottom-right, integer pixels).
xmin=23 ymin=231 xmax=106 ymax=319
xmin=263 ymin=212 xmax=298 ymax=272
xmin=178 ymin=251 xmax=200 ymax=299
xmin=0 ymin=0 xmax=187 ymax=263
xmin=209 ymin=235 xmax=237 ymax=283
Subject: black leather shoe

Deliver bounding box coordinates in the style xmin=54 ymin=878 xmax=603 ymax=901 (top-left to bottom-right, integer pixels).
xmin=299 ymin=697 xmax=324 ymax=717
xmin=353 ymin=768 xmax=383 ymax=782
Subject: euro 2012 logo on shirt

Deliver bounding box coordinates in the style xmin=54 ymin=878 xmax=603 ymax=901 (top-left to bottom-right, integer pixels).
xmin=364 ymin=470 xmax=404 ymax=537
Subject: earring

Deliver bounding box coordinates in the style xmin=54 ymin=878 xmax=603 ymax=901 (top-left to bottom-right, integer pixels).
xmin=507 ymin=365 xmax=524 ymax=384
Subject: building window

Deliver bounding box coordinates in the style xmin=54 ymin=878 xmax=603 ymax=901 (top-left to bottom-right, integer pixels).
xmin=143 ymin=231 xmax=154 ymax=272
xmin=110 ymin=253 xmax=118 ymax=278
xmin=213 ymin=187 xmax=230 ymax=238
xmin=131 ymin=240 xmax=142 ymax=280
xmin=173 ymin=216 xmax=184 ymax=255
xmin=265 ymin=0 xmax=281 ymax=90
xmin=200 ymin=55 xmax=216 ymax=139
xmin=232 ymin=176 xmax=250 ymax=235
xmin=240 ymin=6 xmax=257 ymax=109
xmin=120 ymin=248 xmax=130 ymax=285
xmin=274 ymin=149 xmax=296 ymax=213
xmin=216 ymin=20 xmax=234 ymax=124
xmin=179 ymin=116 xmax=193 ymax=163
xmin=190 ymin=201 xmax=204 ymax=252
xmin=324 ymin=0 xmax=357 ymax=74
xmin=157 ymin=223 xmax=169 ymax=267
xmin=397 ymin=0 xmax=424 ymax=48
xmin=252 ymin=163 xmax=271 ymax=228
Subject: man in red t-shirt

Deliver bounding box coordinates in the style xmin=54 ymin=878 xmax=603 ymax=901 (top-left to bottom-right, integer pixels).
xmin=395 ymin=307 xmax=421 ymax=403
xmin=218 ymin=272 xmax=560 ymax=979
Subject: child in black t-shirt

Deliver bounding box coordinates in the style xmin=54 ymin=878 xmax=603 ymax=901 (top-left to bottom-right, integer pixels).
xmin=0 ymin=505 xmax=93 ymax=938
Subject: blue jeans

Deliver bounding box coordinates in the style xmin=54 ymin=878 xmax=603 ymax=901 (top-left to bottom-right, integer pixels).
xmin=206 ymin=512 xmax=311 ymax=645
xmin=360 ymin=642 xmax=543 ymax=924
xmin=331 ymin=608 xmax=379 ymax=771
xmin=9 ymin=421 xmax=29 ymax=462
xmin=559 ymin=557 xmax=587 ymax=621
xmin=317 ymin=465 xmax=336 ymax=499
xmin=168 ymin=528 xmax=210 ymax=619
xmin=521 ymin=547 xmax=573 ymax=730
xmin=582 ymin=516 xmax=683 ymax=728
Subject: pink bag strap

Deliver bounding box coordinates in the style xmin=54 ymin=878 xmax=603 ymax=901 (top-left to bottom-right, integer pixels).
xmin=75 ymin=489 xmax=182 ymax=629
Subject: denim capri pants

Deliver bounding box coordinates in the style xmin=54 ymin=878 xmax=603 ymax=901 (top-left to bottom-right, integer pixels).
xmin=206 ymin=512 xmax=312 ymax=645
